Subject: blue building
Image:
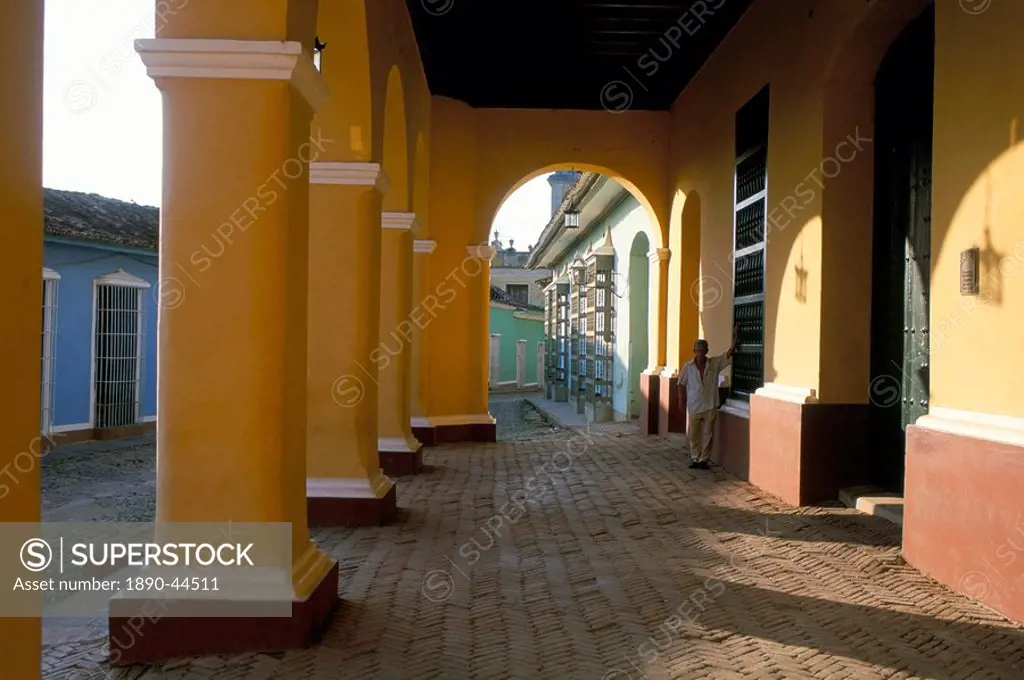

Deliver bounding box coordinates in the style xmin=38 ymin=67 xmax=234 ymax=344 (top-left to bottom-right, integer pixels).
xmin=41 ymin=188 xmax=158 ymax=442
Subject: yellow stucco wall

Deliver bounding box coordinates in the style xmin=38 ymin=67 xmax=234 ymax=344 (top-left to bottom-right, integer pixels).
xmin=0 ymin=2 xmax=43 ymax=675
xmin=930 ymin=0 xmax=1024 ymax=418
xmin=664 ymin=0 xmax=1024 ymax=414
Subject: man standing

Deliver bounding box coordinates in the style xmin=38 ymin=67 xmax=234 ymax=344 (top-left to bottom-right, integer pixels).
xmin=677 ymin=326 xmax=739 ymax=469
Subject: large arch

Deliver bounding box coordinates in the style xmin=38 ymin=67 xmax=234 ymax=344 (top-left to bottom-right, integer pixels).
xmin=381 ymin=65 xmax=409 ymax=212
xmin=488 ymin=162 xmax=664 ymax=251
xmin=816 ymin=0 xmax=935 ymax=404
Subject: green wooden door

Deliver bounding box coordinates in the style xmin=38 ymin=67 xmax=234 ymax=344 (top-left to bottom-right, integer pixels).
xmin=869 ymin=4 xmax=933 ymax=493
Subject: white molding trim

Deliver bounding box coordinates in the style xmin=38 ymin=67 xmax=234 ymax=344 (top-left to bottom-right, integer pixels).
xmin=414 ymin=414 xmax=497 ymax=427
xmin=134 ymin=38 xmax=329 ymax=112
xmin=643 ymin=365 xmax=665 ymax=375
xmin=915 ymin=407 xmax=1024 ymax=449
xmin=309 ymin=161 xmax=388 ymax=193
xmin=141 ymin=415 xmax=157 ymax=423
xmin=410 ymin=416 xmax=431 ymax=428
xmin=648 ymin=248 xmax=670 ymax=264
xmin=382 ymin=211 xmax=418 ymax=231
xmin=42 ymin=267 xmax=61 ymax=280
xmin=512 ymin=311 xmax=544 ymax=321
xmin=379 ymin=435 xmax=423 ymax=453
xmin=50 ymin=422 xmax=92 ymax=434
xmin=491 ymin=302 xmax=517 ymax=311
xmin=95 ymin=268 xmax=151 ymax=289
xmin=755 ymin=382 xmax=819 ymax=404
xmin=467 ymin=244 xmax=497 ymax=261
xmin=306 ymin=470 xmax=394 ymax=499
xmin=660 ymin=366 xmax=679 ymax=378
xmin=413 ymin=239 xmax=436 ymax=254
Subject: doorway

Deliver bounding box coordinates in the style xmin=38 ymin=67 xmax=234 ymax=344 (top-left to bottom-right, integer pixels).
xmin=868 ymin=4 xmax=934 ymax=493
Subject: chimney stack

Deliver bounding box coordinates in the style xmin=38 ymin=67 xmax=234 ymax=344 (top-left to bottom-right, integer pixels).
xmin=547 ymin=171 xmax=581 ymax=218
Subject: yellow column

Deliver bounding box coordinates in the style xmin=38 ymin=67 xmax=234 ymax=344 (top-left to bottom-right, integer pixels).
xmin=132 ymin=29 xmax=336 ymax=657
xmin=410 ymin=239 xmax=436 ymax=433
xmin=306 ymin=162 xmax=396 ymax=524
xmin=0 ymin=0 xmax=43 ymax=675
xmin=467 ymin=244 xmax=497 ymax=430
xmin=377 ymin=213 xmax=423 ymax=476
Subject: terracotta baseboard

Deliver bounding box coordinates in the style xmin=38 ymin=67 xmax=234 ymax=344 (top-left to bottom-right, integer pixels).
xmin=639 ymin=372 xmax=660 ymax=435
xmin=413 ymin=422 xmax=496 ymax=446
xmin=412 ymin=425 xmax=436 ymax=447
xmin=713 ymin=406 xmax=751 ymax=478
xmin=904 ymin=424 xmax=1024 ymax=625
xmin=108 ymin=561 xmax=339 ymax=664
xmin=658 ymin=375 xmax=686 ymax=436
xmin=307 ymin=484 xmax=397 ymax=527
xmin=379 ymin=446 xmax=423 ymax=476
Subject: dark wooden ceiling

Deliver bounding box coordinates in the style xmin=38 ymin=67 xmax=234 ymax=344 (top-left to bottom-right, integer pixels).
xmin=404 ymin=0 xmax=755 ymax=110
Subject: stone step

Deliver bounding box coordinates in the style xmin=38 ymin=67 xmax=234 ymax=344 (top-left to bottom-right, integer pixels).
xmin=838 ymin=485 xmax=905 ymax=526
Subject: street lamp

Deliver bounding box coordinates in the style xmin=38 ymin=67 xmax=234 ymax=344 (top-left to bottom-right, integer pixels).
xmin=313 ymin=36 xmax=327 ymax=72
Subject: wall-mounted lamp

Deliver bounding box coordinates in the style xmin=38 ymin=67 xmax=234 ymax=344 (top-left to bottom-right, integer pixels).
xmin=564 ymin=210 xmax=580 ymax=229
xmin=313 ymin=36 xmax=327 ymax=72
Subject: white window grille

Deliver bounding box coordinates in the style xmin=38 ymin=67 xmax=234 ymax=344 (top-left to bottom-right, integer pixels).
xmin=41 ymin=268 xmax=61 ymax=435
xmin=92 ymin=269 xmax=149 ymax=429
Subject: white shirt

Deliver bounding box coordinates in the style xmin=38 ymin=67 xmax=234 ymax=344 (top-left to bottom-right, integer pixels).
xmin=678 ymin=354 xmax=731 ymax=414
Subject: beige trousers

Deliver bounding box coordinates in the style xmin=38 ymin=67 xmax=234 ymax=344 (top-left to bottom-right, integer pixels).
xmin=687 ymin=408 xmax=716 ymax=462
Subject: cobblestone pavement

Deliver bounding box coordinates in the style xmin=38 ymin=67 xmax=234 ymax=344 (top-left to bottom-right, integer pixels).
xmin=41 ymin=419 xmax=1024 ymax=679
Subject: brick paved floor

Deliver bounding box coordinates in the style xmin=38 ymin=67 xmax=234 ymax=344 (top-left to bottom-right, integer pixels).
xmin=41 ymin=421 xmax=1024 ymax=679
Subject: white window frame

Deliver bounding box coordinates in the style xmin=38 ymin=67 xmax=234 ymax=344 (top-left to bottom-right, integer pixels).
xmin=90 ymin=269 xmax=150 ymax=429
xmin=41 ymin=268 xmax=61 ymax=435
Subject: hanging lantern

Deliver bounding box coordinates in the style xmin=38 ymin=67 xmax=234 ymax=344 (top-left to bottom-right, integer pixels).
xmin=313 ymin=36 xmax=327 ymax=72
xmin=564 ymin=210 xmax=580 ymax=229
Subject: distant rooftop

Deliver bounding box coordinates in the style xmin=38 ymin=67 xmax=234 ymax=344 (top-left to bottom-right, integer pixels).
xmin=490 ymin=285 xmax=543 ymax=312
xmin=44 ymin=188 xmax=158 ymax=251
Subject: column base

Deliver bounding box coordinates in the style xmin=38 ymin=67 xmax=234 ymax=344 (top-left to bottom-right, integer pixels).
xmin=904 ymin=409 xmax=1024 ymax=625
xmin=410 ymin=415 xmax=496 ymax=446
xmin=379 ymin=436 xmax=423 ymax=476
xmin=657 ymin=370 xmax=685 ymax=436
xmin=745 ymin=384 xmax=868 ymax=506
xmin=306 ymin=473 xmax=397 ymax=527
xmin=109 ymin=561 xmax=339 ymax=664
xmin=639 ymin=369 xmax=660 ymax=435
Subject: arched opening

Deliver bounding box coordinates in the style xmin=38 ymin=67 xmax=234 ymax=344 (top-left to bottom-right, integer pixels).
xmin=627 ymin=232 xmax=651 ymax=419
xmin=486 ymin=167 xmax=662 ymax=433
xmin=380 ymin=65 xmax=408 ymax=212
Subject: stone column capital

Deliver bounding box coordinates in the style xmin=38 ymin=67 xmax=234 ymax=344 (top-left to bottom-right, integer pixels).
xmin=134 ymin=38 xmax=329 ymax=112
xmin=382 ymin=212 xmax=417 ymax=230
xmin=413 ymin=239 xmax=436 ymax=254
xmin=648 ymin=248 xmax=670 ymax=264
xmin=309 ymin=162 xmax=389 ymax=194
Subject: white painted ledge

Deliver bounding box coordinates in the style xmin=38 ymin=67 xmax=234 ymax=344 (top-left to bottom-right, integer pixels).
xmin=754 ymin=382 xmax=819 ymax=404
xmin=134 ymin=38 xmax=328 ymax=112
xmin=914 ymin=406 xmax=1024 ymax=449
xmin=379 ymin=435 xmax=423 ymax=453
xmin=306 ymin=470 xmax=394 ymax=499
xmin=412 ymin=414 xmax=497 ymax=427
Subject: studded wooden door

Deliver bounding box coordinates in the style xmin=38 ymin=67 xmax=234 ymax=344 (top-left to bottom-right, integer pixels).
xmin=868 ymin=5 xmax=933 ymax=493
